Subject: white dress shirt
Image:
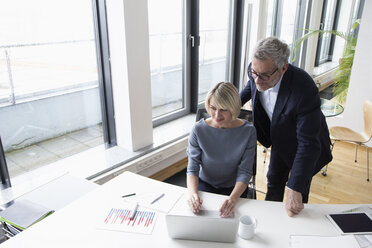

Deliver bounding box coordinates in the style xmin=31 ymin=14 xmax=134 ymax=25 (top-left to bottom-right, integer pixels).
xmin=258 ymin=76 xmax=283 ymax=121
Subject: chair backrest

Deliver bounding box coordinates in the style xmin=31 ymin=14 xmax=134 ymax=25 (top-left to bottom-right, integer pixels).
xmin=364 ymin=100 xmax=372 ymax=138
xmin=195 ymin=108 xmax=210 ymax=122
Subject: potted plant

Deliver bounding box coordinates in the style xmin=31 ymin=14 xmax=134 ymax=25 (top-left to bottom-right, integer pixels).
xmin=292 ymin=19 xmax=361 ymax=104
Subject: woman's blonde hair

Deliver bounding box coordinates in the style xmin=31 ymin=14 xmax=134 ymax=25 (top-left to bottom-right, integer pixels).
xmin=205 ymin=82 xmax=241 ymax=120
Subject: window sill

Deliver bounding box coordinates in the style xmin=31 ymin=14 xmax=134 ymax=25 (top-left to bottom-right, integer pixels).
xmin=7 ymin=113 xmax=196 ymax=199
xmin=312 ymin=61 xmax=339 ymax=91
xmin=313 ymin=61 xmax=338 ymax=77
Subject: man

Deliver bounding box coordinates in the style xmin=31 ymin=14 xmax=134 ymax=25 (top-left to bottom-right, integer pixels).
xmin=240 ymin=37 xmax=332 ymax=216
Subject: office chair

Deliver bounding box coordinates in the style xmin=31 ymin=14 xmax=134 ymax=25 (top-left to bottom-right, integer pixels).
xmin=195 ymin=108 xmax=258 ymax=199
xmin=325 ymin=100 xmax=372 ymax=181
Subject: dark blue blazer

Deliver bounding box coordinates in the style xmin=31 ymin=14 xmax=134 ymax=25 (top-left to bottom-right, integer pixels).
xmin=240 ymin=64 xmax=333 ymax=193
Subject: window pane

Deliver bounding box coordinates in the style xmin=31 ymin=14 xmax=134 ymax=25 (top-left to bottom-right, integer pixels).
xmin=0 ymin=51 xmax=11 ymax=102
xmin=266 ymin=0 xmax=275 ymax=37
xmin=198 ymin=0 xmax=231 ymax=102
xmin=0 ymin=0 xmax=103 ymax=178
xmin=148 ymin=0 xmax=184 ymax=118
xmin=318 ymin=0 xmax=337 ymax=63
xmin=351 ymin=0 xmax=363 ymax=24
xmin=350 ymin=0 xmax=363 ymax=35
xmin=279 ymin=0 xmax=298 ymax=47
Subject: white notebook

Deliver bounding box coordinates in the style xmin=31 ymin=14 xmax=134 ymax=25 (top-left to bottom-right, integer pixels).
xmin=0 ymin=199 xmax=54 ymax=230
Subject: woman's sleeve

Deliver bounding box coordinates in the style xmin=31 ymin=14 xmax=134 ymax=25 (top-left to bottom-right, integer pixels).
xmin=186 ymin=125 xmax=202 ymax=177
xmin=236 ymin=126 xmax=257 ymax=185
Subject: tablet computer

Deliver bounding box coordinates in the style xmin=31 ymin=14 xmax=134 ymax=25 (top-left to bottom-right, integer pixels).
xmin=326 ymin=212 xmax=372 ymax=235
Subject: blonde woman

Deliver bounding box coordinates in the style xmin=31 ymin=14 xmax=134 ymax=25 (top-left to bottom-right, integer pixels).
xmin=187 ymin=82 xmax=256 ymax=217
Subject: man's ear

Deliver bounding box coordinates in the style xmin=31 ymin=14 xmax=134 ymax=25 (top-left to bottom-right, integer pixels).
xmin=281 ymin=63 xmax=289 ymax=74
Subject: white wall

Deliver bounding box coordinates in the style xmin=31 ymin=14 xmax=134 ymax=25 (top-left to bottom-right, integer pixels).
xmin=326 ymin=0 xmax=372 ymax=146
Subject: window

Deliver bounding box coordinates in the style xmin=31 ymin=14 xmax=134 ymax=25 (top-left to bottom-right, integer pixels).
xmin=278 ymin=0 xmax=298 ymax=45
xmin=350 ymin=0 xmax=364 ymax=35
xmin=148 ymin=0 xmax=246 ymax=124
xmin=315 ymin=0 xmax=341 ymax=66
xmin=266 ymin=0 xmax=276 ymax=37
xmin=198 ymin=0 xmax=233 ymax=102
xmin=267 ymin=0 xmax=308 ymax=64
xmin=148 ymin=0 xmax=186 ymax=120
xmin=0 ymin=0 xmax=105 ymax=178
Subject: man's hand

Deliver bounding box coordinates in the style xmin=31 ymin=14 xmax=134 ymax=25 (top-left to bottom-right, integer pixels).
xmin=285 ymin=188 xmax=304 ymax=217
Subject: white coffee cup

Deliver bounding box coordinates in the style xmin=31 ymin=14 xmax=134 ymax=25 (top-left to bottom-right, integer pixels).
xmin=238 ymin=215 xmax=257 ymax=240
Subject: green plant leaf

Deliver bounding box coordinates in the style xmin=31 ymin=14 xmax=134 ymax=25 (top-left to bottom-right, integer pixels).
xmin=292 ymin=19 xmax=361 ymax=104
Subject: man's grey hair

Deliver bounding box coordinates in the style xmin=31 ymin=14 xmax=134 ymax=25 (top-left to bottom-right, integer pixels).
xmin=252 ymin=37 xmax=290 ymax=69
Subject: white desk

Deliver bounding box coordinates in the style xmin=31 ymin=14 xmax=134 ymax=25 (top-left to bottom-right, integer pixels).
xmin=1 ymin=173 xmax=98 ymax=211
xmin=0 ymin=171 xmax=369 ymax=248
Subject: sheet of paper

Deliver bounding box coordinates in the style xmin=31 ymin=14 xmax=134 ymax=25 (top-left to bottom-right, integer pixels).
xmin=355 ymin=234 xmax=372 ymax=248
xmin=343 ymin=206 xmax=372 ymax=215
xmin=122 ymin=190 xmax=183 ymax=213
xmin=341 ymin=206 xmax=372 ymax=247
xmin=365 ymin=235 xmax=372 ymax=243
xmin=290 ymin=235 xmax=360 ymax=248
xmin=97 ymin=204 xmax=158 ymax=235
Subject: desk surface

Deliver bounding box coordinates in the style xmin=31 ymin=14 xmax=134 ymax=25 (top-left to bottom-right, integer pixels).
xmin=0 ymin=173 xmax=98 ymax=211
xmin=0 ymin=172 xmax=368 ymax=248
xmin=321 ymin=98 xmax=344 ymax=117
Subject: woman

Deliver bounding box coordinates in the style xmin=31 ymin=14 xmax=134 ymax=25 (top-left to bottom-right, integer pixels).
xmin=187 ymin=82 xmax=257 ymax=217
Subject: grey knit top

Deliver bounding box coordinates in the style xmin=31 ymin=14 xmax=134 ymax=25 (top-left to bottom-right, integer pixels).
xmin=187 ymin=119 xmax=257 ymax=188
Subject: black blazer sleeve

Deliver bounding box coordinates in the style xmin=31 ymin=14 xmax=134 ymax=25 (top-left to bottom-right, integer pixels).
xmin=240 ymin=80 xmax=252 ymax=106
xmin=278 ymin=67 xmax=332 ymax=193
xmin=240 ymin=63 xmax=253 ymax=105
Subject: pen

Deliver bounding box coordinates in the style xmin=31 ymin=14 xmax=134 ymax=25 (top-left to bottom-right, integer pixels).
xmin=122 ymin=193 xmax=136 ymax=198
xmin=151 ymin=193 xmax=165 ymax=204
xmin=130 ymin=202 xmax=138 ymax=220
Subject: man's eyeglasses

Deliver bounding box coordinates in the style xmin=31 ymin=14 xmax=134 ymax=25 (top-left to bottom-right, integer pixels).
xmin=248 ymin=68 xmax=278 ymax=81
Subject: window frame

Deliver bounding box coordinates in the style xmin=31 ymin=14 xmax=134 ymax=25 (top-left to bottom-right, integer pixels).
xmin=92 ymin=0 xmax=117 ymax=147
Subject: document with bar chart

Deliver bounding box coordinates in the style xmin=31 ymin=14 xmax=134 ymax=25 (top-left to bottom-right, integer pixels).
xmin=97 ymin=205 xmax=158 ymax=234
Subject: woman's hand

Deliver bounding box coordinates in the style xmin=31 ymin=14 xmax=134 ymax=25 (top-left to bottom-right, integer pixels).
xmin=188 ymin=193 xmax=203 ymax=213
xmin=219 ymin=197 xmax=238 ymax=217
xmin=219 ymin=182 xmax=246 ymax=217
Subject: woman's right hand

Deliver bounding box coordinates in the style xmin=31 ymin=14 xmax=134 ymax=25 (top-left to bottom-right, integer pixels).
xmin=188 ymin=193 xmax=203 ymax=213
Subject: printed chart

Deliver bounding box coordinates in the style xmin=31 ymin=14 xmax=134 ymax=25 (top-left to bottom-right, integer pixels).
xmin=97 ymin=207 xmax=158 ymax=234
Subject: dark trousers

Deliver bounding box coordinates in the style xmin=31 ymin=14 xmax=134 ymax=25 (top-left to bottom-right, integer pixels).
xmin=198 ymin=178 xmax=248 ymax=198
xmin=264 ymin=157 xmax=311 ymax=203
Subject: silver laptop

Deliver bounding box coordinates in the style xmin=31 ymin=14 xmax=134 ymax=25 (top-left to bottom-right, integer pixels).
xmin=165 ymin=210 xmax=239 ymax=243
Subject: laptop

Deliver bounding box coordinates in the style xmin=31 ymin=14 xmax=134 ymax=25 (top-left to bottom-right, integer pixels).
xmin=165 ymin=210 xmax=239 ymax=243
